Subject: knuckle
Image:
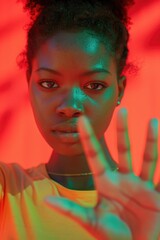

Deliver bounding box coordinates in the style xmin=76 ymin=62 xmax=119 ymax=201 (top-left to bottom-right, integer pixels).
xmin=117 ymin=143 xmax=130 ymax=154
xmin=143 ymin=152 xmax=158 ymax=162
xmin=87 ymin=149 xmax=99 ymax=158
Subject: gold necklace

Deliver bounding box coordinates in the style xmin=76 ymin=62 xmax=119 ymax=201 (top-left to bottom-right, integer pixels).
xmin=47 ymin=167 xmax=119 ymax=177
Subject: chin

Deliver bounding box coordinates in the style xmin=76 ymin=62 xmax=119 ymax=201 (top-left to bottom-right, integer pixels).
xmin=48 ymin=140 xmax=84 ymax=156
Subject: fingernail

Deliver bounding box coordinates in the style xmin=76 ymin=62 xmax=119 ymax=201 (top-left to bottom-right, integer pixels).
xmin=78 ymin=116 xmax=91 ymax=132
xmin=117 ymin=108 xmax=128 ymax=129
xmin=150 ymin=118 xmax=159 ymax=138
xmin=120 ymin=108 xmax=127 ymax=115
xmin=151 ymin=118 xmax=159 ymax=128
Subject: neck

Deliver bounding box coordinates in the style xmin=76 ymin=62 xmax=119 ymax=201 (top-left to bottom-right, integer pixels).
xmin=46 ymin=137 xmax=117 ymax=190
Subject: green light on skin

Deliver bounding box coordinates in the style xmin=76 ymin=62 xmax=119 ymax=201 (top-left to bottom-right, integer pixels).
xmin=102 ymin=214 xmax=132 ymax=239
xmin=148 ymin=118 xmax=159 ymax=181
xmin=83 ymin=35 xmax=100 ymax=54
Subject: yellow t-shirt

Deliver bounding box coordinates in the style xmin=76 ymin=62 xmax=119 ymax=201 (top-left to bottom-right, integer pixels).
xmin=0 ymin=162 xmax=97 ymax=240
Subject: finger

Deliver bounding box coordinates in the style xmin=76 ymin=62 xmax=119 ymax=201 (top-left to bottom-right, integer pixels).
xmin=140 ymin=119 xmax=159 ymax=181
xmin=117 ymin=108 xmax=133 ymax=173
xmin=44 ymin=196 xmax=95 ymax=230
xmin=77 ymin=115 xmax=111 ymax=177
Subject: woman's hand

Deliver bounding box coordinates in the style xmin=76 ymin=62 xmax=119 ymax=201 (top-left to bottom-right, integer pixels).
xmin=45 ymin=108 xmax=160 ymax=240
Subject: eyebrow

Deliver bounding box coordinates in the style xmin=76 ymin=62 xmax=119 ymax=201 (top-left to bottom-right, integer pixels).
xmin=35 ymin=67 xmax=111 ymax=77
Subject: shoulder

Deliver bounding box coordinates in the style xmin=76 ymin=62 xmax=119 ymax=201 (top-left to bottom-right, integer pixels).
xmin=0 ymin=162 xmax=46 ymax=196
xmin=0 ymin=162 xmax=23 ymax=198
xmin=0 ymin=161 xmax=48 ymax=183
xmin=0 ymin=161 xmax=24 ymax=175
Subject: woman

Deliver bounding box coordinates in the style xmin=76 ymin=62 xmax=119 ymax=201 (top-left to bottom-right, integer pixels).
xmin=0 ymin=0 xmax=159 ymax=239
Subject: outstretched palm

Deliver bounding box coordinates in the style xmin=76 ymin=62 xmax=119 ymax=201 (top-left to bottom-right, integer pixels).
xmin=45 ymin=108 xmax=160 ymax=240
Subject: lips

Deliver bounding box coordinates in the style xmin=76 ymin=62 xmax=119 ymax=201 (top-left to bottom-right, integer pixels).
xmin=55 ymin=130 xmax=78 ymax=133
xmin=52 ymin=131 xmax=80 ymax=143
xmin=51 ymin=123 xmax=80 ymax=143
xmin=52 ymin=122 xmax=78 ymax=133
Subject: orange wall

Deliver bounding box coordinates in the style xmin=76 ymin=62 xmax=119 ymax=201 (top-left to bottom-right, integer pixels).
xmin=0 ymin=0 xmax=160 ymax=181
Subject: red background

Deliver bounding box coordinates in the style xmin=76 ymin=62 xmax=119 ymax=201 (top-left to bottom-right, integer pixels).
xmin=0 ymin=0 xmax=160 ymax=182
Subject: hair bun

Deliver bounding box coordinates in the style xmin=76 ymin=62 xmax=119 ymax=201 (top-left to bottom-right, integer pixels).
xmin=21 ymin=0 xmax=56 ymax=20
xmin=99 ymin=0 xmax=135 ymax=25
xmin=22 ymin=0 xmax=134 ymax=25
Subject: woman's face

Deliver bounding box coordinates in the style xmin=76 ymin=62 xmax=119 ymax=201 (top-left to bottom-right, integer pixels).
xmin=28 ymin=30 xmax=125 ymax=156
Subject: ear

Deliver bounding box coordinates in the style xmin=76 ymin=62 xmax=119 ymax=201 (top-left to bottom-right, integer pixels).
xmin=117 ymin=75 xmax=126 ymax=104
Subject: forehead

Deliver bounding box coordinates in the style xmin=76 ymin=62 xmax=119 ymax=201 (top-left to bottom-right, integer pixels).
xmin=33 ymin=30 xmax=115 ymax=71
xmin=46 ymin=31 xmax=104 ymax=54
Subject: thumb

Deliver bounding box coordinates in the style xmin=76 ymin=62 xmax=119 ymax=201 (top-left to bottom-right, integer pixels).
xmin=44 ymin=196 xmax=132 ymax=240
xmin=44 ymin=196 xmax=94 ymax=228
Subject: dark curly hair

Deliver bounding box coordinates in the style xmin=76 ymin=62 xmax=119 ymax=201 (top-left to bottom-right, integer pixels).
xmin=18 ymin=0 xmax=135 ymax=81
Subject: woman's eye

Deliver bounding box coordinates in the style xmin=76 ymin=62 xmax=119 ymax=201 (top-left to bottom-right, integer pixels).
xmin=85 ymin=82 xmax=107 ymax=91
xmin=39 ymin=80 xmax=107 ymax=91
xmin=39 ymin=80 xmax=58 ymax=89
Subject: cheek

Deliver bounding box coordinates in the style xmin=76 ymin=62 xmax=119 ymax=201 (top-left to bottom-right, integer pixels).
xmin=92 ymin=86 xmax=118 ymax=137
xmin=29 ymin=86 xmax=48 ymax=130
xmin=104 ymin=84 xmax=118 ymax=104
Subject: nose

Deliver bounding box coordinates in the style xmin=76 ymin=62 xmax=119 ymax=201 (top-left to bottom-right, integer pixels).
xmin=56 ymin=88 xmax=84 ymax=118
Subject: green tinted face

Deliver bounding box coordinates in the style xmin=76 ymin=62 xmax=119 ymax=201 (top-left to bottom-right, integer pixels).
xmin=28 ymin=30 xmax=125 ymax=156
